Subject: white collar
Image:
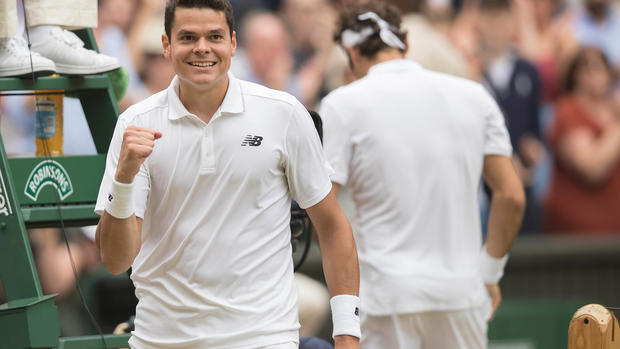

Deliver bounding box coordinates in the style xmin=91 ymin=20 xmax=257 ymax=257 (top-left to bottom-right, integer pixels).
xmin=367 ymin=59 xmax=421 ymax=76
xmin=167 ymin=71 xmax=244 ymax=121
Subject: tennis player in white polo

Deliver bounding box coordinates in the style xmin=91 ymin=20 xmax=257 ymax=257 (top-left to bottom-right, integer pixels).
xmin=94 ymin=1 xmax=360 ymax=348
xmin=320 ymin=1 xmax=525 ymax=348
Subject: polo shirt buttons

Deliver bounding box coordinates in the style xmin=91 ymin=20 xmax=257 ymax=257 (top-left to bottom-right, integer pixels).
xmin=200 ymin=124 xmax=216 ymax=174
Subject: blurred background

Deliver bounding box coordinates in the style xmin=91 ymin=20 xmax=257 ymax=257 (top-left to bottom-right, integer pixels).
xmin=2 ymin=0 xmax=620 ymax=348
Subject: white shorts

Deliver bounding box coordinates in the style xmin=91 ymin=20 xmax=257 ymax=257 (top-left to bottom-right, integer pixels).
xmin=361 ymin=300 xmax=492 ymax=349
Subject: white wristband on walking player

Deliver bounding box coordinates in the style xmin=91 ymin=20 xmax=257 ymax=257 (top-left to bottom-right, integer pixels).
xmin=104 ymin=179 xmax=134 ymax=219
xmin=330 ymin=295 xmax=361 ymax=339
xmin=480 ymin=245 xmax=509 ymax=284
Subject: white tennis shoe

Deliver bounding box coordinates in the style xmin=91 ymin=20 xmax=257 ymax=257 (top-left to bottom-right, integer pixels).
xmin=30 ymin=26 xmax=120 ymax=75
xmin=0 ymin=36 xmax=56 ymax=78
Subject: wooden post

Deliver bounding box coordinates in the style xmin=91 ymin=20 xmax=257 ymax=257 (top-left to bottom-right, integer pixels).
xmin=569 ymin=304 xmax=620 ymax=349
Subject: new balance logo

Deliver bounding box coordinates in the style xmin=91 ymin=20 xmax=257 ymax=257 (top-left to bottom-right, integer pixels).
xmin=241 ymin=135 xmax=263 ymax=146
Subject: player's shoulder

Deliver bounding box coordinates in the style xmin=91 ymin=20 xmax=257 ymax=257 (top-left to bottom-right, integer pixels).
xmin=238 ymin=79 xmax=298 ymax=108
xmin=426 ymin=69 xmax=496 ymax=104
xmin=119 ymin=89 xmax=168 ymax=123
xmin=426 ymin=69 xmax=485 ymax=92
xmin=321 ymin=78 xmax=367 ymax=106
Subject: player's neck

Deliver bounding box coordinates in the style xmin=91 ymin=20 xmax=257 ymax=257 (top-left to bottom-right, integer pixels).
xmin=178 ymin=75 xmax=229 ymax=124
xmin=357 ymin=50 xmax=405 ymax=77
xmin=372 ymin=49 xmax=405 ymax=65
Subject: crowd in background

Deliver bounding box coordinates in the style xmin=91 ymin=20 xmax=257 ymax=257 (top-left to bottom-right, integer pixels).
xmin=1 ymin=0 xmax=620 ymax=336
xmin=3 ymin=0 xmax=620 ymax=236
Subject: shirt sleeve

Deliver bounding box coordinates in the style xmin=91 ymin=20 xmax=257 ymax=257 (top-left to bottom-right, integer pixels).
xmin=94 ymin=114 xmax=150 ymax=219
xmin=319 ymin=97 xmax=351 ymax=186
xmin=482 ymin=91 xmax=513 ymax=156
xmin=284 ymin=101 xmax=333 ymax=209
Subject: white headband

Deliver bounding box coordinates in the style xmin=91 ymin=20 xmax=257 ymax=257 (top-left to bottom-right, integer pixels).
xmin=341 ymin=11 xmax=405 ymax=50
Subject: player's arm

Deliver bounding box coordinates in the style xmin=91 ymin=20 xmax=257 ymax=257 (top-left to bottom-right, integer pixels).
xmin=306 ymin=187 xmax=360 ymax=348
xmin=96 ymin=125 xmax=161 ymax=275
xmin=96 ymin=214 xmax=142 ymax=275
xmin=482 ymin=154 xmax=526 ymax=319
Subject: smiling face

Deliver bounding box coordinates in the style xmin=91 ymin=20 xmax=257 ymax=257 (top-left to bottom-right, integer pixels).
xmin=162 ymin=7 xmax=237 ymax=93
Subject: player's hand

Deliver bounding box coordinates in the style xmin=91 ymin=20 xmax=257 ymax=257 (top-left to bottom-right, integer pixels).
xmin=334 ymin=335 xmax=360 ymax=349
xmin=485 ymin=283 xmax=502 ymax=321
xmin=115 ymin=126 xmax=162 ymax=183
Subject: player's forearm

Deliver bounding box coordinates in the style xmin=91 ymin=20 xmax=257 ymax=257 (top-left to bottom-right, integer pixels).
xmin=318 ymin=224 xmax=360 ymax=297
xmin=306 ymin=189 xmax=360 ymax=295
xmin=485 ymin=187 xmax=525 ymax=258
xmin=96 ymin=212 xmax=141 ymax=274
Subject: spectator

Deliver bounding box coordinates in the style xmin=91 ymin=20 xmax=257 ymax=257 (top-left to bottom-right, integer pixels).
xmin=279 ymin=0 xmax=336 ymax=107
xmin=96 ymin=0 xmax=158 ymax=111
xmin=388 ymin=0 xmax=471 ymax=78
xmin=139 ymin=52 xmax=176 ymax=96
xmin=478 ymin=0 xmax=544 ymax=233
xmin=28 ymin=228 xmax=100 ymax=301
xmin=513 ymin=0 xmax=577 ymax=101
xmin=230 ymin=0 xmax=280 ymax=26
xmin=571 ymin=0 xmax=620 ymax=73
xmin=235 ymin=11 xmax=301 ymax=98
xmin=545 ymin=47 xmax=620 ymax=234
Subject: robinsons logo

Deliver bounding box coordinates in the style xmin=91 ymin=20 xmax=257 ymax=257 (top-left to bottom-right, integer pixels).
xmin=24 ymin=160 xmax=74 ymax=201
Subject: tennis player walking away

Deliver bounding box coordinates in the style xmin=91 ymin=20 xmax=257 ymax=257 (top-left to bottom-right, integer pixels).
xmin=95 ymin=1 xmax=360 ymax=348
xmin=320 ymin=1 xmax=525 ymax=348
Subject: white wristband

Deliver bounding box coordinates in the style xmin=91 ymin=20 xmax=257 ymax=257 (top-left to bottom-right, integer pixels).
xmin=479 ymin=245 xmax=509 ymax=284
xmin=104 ymin=179 xmax=134 ymax=219
xmin=330 ymin=295 xmax=361 ymax=339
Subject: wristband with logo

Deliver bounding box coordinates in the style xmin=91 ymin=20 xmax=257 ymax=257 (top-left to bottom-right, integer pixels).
xmin=330 ymin=294 xmax=361 ymax=339
xmin=104 ymin=179 xmax=134 ymax=219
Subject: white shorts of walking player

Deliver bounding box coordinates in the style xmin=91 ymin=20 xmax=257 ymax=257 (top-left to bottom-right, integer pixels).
xmin=361 ymin=299 xmax=492 ymax=349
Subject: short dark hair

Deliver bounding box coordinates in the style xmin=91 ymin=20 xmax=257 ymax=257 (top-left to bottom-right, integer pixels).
xmin=334 ymin=0 xmax=407 ymax=59
xmin=164 ymin=0 xmax=235 ymax=39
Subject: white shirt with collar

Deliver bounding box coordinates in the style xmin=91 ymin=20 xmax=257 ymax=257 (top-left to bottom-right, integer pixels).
xmin=96 ymin=73 xmax=333 ymax=348
xmin=320 ymin=59 xmax=512 ymax=315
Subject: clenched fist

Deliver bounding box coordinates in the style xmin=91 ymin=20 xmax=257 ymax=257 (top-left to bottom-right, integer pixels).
xmin=115 ymin=126 xmax=162 ymax=184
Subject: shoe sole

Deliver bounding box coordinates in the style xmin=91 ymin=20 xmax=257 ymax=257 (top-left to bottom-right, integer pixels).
xmin=55 ymin=62 xmax=121 ymax=76
xmin=0 ymin=67 xmax=56 ymax=78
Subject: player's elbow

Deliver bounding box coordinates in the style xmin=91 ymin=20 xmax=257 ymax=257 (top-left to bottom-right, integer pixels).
xmin=498 ymin=184 xmax=526 ymax=216
xmin=101 ymin=254 xmax=131 ymax=275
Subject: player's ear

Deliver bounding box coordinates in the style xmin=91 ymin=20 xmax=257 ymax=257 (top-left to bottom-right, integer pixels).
xmin=231 ymin=30 xmax=237 ymax=56
xmin=345 ymin=46 xmax=361 ymax=67
xmin=162 ymin=34 xmax=171 ymax=59
xmin=402 ymin=33 xmax=409 ymax=55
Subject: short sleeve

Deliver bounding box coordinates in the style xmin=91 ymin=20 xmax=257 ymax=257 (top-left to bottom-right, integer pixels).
xmin=483 ymin=92 xmax=513 ymax=156
xmin=94 ymin=114 xmax=150 ymax=219
xmin=319 ymin=97 xmax=351 ymax=186
xmin=284 ymin=101 xmax=333 ymax=209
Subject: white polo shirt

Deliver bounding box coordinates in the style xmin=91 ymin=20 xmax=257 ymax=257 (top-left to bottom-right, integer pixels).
xmin=320 ymin=59 xmax=512 ymax=315
xmin=95 ymin=73 xmax=333 ymax=348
